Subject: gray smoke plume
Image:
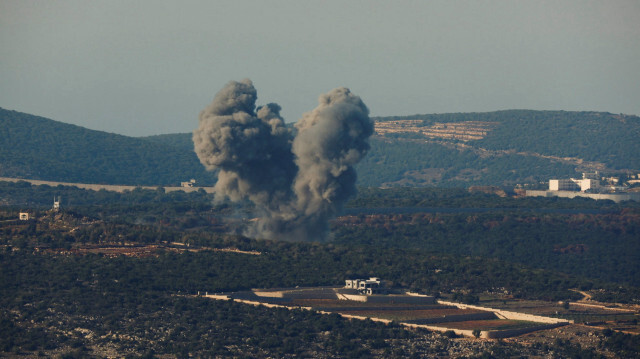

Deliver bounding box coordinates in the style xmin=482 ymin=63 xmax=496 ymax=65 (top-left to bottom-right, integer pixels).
xmin=193 ymin=79 xmax=296 ymax=210
xmin=193 ymin=79 xmax=373 ymax=241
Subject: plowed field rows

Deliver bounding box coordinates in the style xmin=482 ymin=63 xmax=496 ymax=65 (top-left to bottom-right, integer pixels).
xmin=435 ymin=319 xmax=540 ymax=331
xmin=334 ymin=308 xmax=486 ymax=321
xmin=291 ymin=299 xmax=445 ymax=309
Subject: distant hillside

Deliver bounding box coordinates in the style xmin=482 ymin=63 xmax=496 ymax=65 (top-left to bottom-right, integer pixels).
xmin=143 ymin=111 xmax=640 ymax=188
xmin=359 ymin=110 xmax=640 ymax=187
xmin=141 ymin=132 xmax=195 ymax=153
xmin=0 ymin=108 xmax=215 ymax=186
xmin=2 ymin=108 xmax=638 ymax=187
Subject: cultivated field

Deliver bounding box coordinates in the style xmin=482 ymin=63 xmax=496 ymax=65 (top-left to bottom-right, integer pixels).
xmin=435 ymin=319 xmax=542 ymax=331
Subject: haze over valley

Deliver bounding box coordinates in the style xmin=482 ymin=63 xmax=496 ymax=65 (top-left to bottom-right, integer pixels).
xmin=2 ymin=1 xmax=640 ymax=357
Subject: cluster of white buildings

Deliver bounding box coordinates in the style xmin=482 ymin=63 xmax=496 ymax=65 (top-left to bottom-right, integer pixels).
xmin=549 ymin=172 xmax=629 ymax=193
xmin=527 ymin=172 xmax=640 ymax=203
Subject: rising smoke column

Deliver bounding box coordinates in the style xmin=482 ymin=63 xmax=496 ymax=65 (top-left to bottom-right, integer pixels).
xmin=194 ymin=80 xmax=373 ymax=241
xmin=193 ymin=79 xmax=296 ymax=212
xmin=254 ymin=87 xmax=374 ymax=240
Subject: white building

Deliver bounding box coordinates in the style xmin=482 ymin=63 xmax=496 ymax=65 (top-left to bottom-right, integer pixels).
xmin=344 ymin=277 xmax=386 ymax=295
xmin=549 ymin=173 xmax=600 ymax=192
xmin=549 ymin=179 xmax=580 ymax=191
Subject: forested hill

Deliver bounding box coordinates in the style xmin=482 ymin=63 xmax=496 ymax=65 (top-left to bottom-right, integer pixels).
xmin=0 ymin=108 xmax=215 ymax=186
xmin=2 ymin=107 xmax=638 ymax=187
xmin=145 ymin=111 xmax=640 ymax=188
xmin=358 ymin=110 xmax=640 ymax=187
xmin=376 ymin=110 xmax=639 ymax=168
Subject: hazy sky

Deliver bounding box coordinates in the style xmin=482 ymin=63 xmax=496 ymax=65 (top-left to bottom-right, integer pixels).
xmin=1 ymin=1 xmax=639 ymax=137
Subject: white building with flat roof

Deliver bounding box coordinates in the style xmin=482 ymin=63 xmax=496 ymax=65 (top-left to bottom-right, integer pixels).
xmin=345 ymin=277 xmax=386 ymax=295
xmin=549 ymin=179 xmax=579 ymax=191
xmin=550 ymin=173 xmax=600 ymax=192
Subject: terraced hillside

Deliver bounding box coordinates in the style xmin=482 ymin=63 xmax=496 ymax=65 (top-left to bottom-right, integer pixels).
xmin=376 ymin=120 xmax=498 ymax=141
xmin=357 ymin=110 xmax=640 ymax=187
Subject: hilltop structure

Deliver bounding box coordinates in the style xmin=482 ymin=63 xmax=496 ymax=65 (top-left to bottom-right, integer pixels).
xmin=527 ymin=172 xmax=640 ymax=203
xmin=549 ymin=172 xmax=600 ymax=192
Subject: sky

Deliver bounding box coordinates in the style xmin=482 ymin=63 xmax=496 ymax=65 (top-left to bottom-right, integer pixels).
xmin=1 ymin=0 xmax=639 ymax=137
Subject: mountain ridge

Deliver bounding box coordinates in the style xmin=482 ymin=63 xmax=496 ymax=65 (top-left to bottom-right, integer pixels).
xmin=2 ymin=107 xmax=638 ymax=187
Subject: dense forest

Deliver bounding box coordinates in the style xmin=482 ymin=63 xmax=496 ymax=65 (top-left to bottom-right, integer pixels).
xmin=342 ymin=188 xmax=640 ymax=289
xmin=2 ymin=181 xmax=640 ymax=356
xmin=334 ymin=211 xmax=640 ymax=287
xmin=2 ymin=180 xmax=639 ymax=298
xmin=3 ymin=107 xmax=639 ymax=187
